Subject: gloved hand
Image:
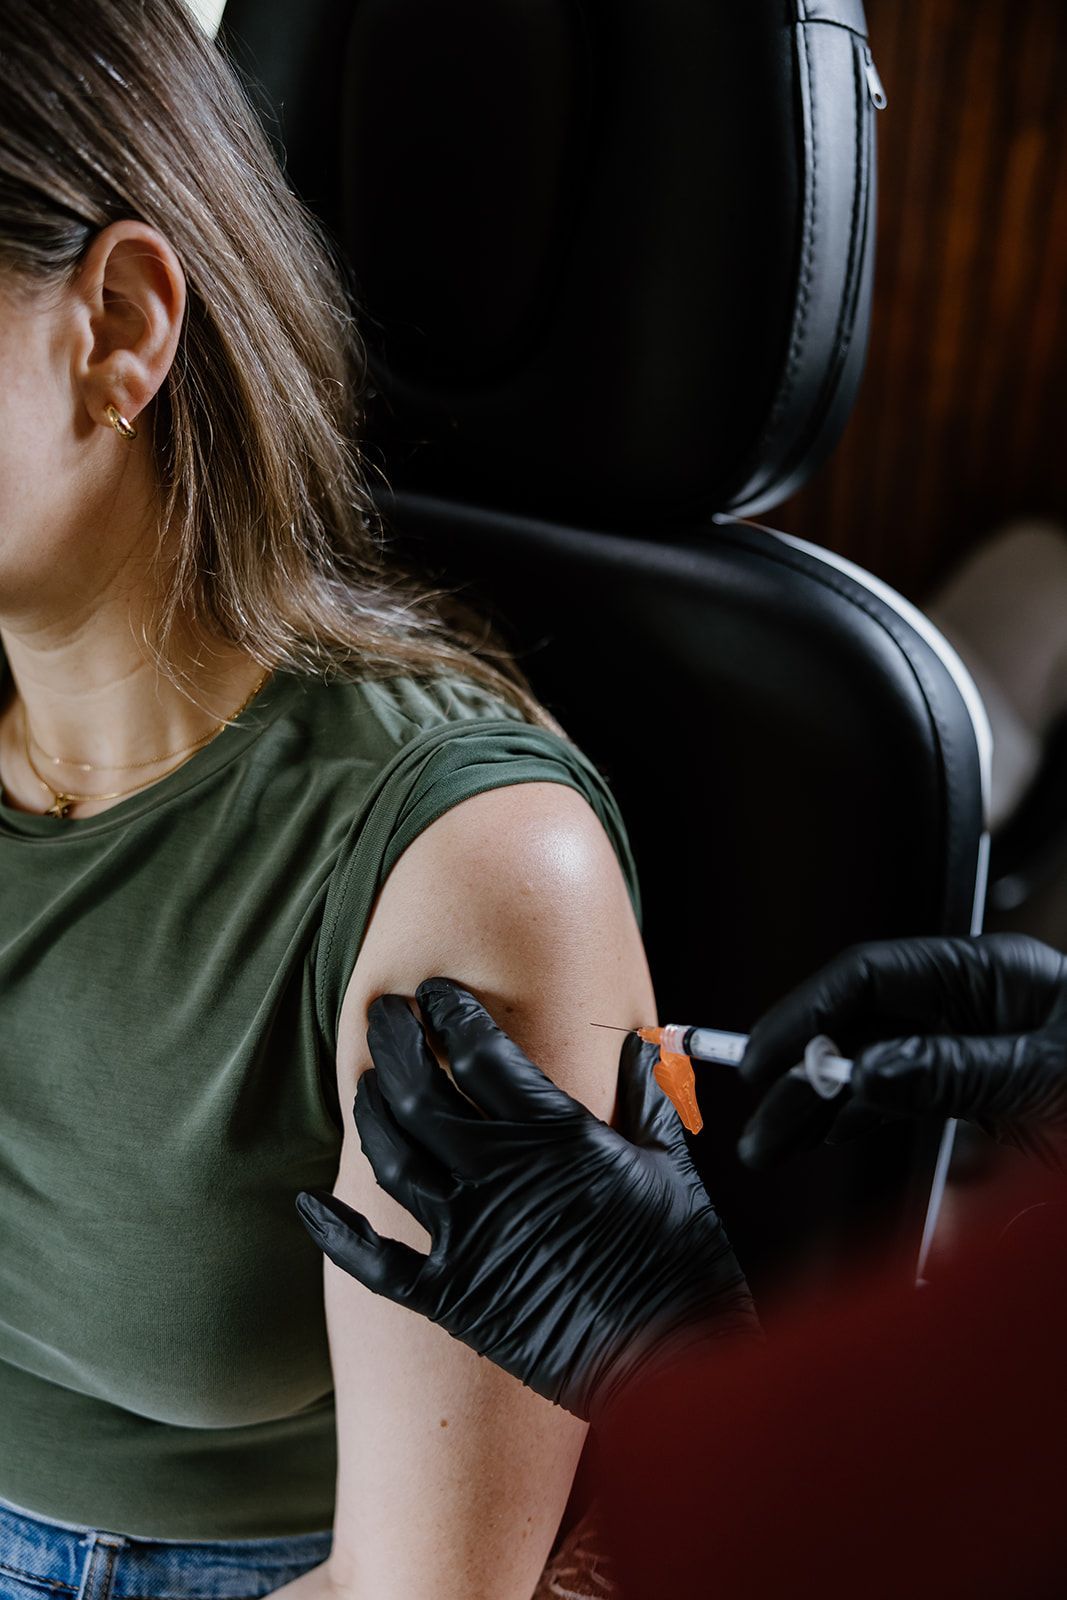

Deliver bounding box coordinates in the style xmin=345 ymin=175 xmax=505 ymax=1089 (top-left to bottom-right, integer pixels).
xmin=296 ymin=978 xmax=758 ymax=1423
xmin=738 ymin=932 xmax=1067 ymax=1171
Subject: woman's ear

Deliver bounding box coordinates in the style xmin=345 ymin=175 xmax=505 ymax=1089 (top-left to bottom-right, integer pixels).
xmin=70 ymin=220 xmax=186 ymax=433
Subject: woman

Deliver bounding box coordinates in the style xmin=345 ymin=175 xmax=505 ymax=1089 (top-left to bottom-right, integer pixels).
xmin=0 ymin=3 xmax=654 ymax=1597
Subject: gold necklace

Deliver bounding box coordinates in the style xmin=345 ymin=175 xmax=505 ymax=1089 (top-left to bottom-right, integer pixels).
xmin=19 ymin=669 xmax=271 ymax=819
xmin=28 ymin=672 xmax=272 ymax=772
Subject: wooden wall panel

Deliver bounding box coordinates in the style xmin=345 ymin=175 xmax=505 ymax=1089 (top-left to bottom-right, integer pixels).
xmin=774 ymin=0 xmax=1067 ymax=602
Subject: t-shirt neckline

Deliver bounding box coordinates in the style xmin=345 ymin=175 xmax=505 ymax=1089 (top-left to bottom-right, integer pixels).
xmin=0 ymin=642 xmax=307 ymax=842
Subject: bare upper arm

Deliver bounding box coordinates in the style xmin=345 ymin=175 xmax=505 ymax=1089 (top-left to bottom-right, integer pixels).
xmin=336 ymin=779 xmax=653 ymax=1122
xmin=323 ymin=780 xmax=654 ymax=1596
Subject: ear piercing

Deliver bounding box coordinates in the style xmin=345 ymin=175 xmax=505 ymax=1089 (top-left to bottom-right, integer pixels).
xmin=104 ymin=403 xmax=137 ymax=441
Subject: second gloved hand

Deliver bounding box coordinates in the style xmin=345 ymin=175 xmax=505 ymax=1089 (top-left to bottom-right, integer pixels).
xmin=738 ymin=932 xmax=1067 ymax=1170
xmin=296 ymin=979 xmax=758 ymax=1423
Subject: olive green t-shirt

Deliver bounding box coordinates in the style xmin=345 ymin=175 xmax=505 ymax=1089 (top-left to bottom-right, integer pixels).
xmin=0 ymin=656 xmax=639 ymax=1540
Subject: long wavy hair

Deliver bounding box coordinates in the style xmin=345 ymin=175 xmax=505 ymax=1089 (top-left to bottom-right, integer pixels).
xmin=0 ymin=0 xmax=552 ymax=726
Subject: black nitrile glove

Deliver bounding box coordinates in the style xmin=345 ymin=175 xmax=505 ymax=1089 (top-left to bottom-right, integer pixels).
xmin=738 ymin=932 xmax=1067 ymax=1171
xmin=296 ymin=978 xmax=759 ymax=1423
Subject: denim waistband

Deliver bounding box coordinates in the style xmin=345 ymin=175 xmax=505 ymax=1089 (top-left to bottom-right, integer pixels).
xmin=0 ymin=1495 xmax=334 ymax=1599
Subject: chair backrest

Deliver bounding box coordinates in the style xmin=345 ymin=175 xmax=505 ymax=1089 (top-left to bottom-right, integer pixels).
xmin=221 ymin=0 xmax=989 ymax=1296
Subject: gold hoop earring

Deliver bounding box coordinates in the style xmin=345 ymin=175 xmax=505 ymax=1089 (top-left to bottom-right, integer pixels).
xmin=104 ymin=403 xmax=137 ymax=441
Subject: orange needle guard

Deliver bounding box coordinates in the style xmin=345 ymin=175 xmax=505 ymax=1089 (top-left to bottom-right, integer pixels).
xmin=591 ymin=1023 xmax=704 ymax=1134
xmin=650 ymin=1048 xmax=703 ymax=1136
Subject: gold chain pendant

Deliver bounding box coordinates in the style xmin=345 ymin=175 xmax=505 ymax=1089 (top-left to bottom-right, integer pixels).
xmin=45 ymin=793 xmax=76 ymax=819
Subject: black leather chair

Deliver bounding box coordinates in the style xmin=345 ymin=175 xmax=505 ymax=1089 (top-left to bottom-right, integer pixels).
xmin=220 ymin=0 xmax=990 ymax=1304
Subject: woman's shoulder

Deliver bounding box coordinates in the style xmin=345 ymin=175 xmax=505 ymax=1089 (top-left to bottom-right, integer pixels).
xmin=281 ymin=664 xmax=594 ymax=854
xmin=297 ymin=668 xmax=535 ymax=759
xmin=309 ymin=666 xmax=643 ymax=1058
xmin=355 ymin=671 xmax=532 ymax=740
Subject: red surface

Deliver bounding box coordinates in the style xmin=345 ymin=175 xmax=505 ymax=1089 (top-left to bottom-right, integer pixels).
xmin=595 ymin=1172 xmax=1067 ymax=1599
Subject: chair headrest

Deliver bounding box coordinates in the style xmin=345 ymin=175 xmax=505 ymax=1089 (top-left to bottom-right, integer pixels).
xmin=222 ymin=0 xmax=879 ymax=524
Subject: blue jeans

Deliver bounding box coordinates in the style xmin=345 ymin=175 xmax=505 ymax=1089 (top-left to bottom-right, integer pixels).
xmin=0 ymin=1496 xmax=333 ymax=1600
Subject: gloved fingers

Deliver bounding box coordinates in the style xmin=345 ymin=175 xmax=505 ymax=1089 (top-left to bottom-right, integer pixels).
xmin=615 ymin=1032 xmax=687 ymax=1153
xmin=737 ymin=1070 xmax=844 ymax=1169
xmin=366 ymin=994 xmax=488 ymax=1176
xmin=415 ymin=977 xmax=581 ymax=1124
xmin=353 ymin=1068 xmax=457 ymax=1232
xmin=968 ymin=932 xmax=1067 ymax=1029
xmin=851 ymin=1032 xmax=1022 ymax=1121
xmin=742 ymin=936 xmax=1067 ymax=1100
xmin=740 ymin=938 xmax=976 ymax=1097
xmin=295 ymin=1189 xmax=429 ymax=1310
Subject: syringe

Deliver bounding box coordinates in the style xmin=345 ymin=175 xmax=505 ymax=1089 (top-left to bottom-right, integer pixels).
xmin=637 ymin=1025 xmax=853 ymax=1098
xmin=593 ymin=1023 xmax=854 ymax=1132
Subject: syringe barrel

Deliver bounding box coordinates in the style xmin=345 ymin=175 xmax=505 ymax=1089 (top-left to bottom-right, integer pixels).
xmin=683 ymin=1027 xmax=749 ymax=1066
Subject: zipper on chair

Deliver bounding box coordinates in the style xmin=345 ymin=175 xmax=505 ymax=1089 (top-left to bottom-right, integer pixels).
xmin=862 ymin=44 xmax=887 ymax=109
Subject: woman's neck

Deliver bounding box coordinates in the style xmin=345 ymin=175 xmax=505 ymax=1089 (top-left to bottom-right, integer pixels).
xmin=0 ymin=612 xmax=268 ymax=816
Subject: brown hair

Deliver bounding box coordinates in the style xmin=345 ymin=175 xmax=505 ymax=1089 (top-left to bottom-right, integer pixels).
xmin=0 ymin=0 xmax=553 ymax=726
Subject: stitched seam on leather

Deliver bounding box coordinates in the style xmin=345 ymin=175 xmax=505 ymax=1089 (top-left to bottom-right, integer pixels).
xmin=822 ymin=37 xmax=867 ymax=388
xmin=773 ymin=31 xmax=867 ymax=455
xmin=805 ymin=18 xmax=870 ymax=38
xmin=764 ymin=23 xmax=817 ymax=438
xmin=796 ymin=0 xmax=870 ymax=33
